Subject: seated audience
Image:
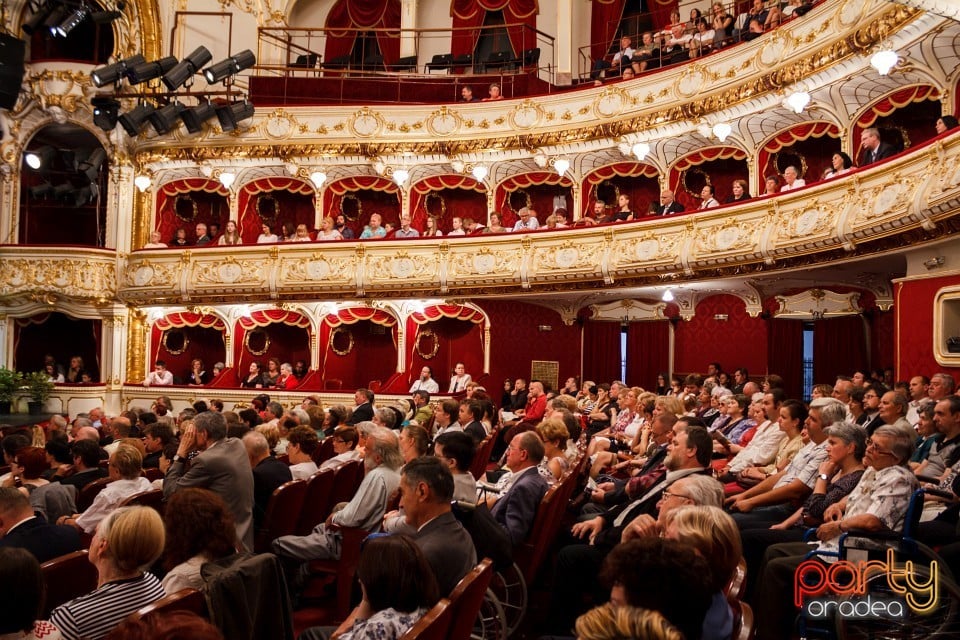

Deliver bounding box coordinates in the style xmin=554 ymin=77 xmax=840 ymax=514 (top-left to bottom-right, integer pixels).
xmin=8 ymin=446 xmax=49 ymax=495
xmin=434 ymin=431 xmax=478 ymax=503
xmin=105 ymin=611 xmax=224 ymax=640
xmin=319 ymin=426 xmax=361 ymax=471
xmin=169 ymin=228 xmax=189 ymax=247
xmin=491 ymin=432 xmax=548 ymax=545
xmin=0 ymin=547 xmax=64 ymax=640
xmin=143 ymin=231 xmax=166 ymax=249
xmin=50 ymin=507 xmax=166 ymax=640
xmin=286 ymin=426 xmax=319 ymax=479
xmin=217 ymin=220 xmax=241 ymax=245
xmin=243 ymin=431 xmax=292 ymax=533
xmin=592 ymin=35 xmax=634 ymax=80
xmin=161 ymin=488 xmax=237 ymax=593
xmin=142 ymin=360 xmax=173 ymax=387
xmin=0 ymin=486 xmax=81 ymax=562
xmin=512 ymin=207 xmax=540 ymax=231
xmin=631 ymin=32 xmax=660 ymax=73
xmin=575 ymin=604 xmax=684 ymax=640
xmin=483 ymin=83 xmax=504 ymax=101
xmin=823 ymin=151 xmax=854 ymax=178
xmin=936 ymin=114 xmax=959 ymax=135
xmin=653 ymin=189 xmax=684 ymax=215
xmin=779 ymin=166 xmax=805 ymax=191
xmin=62 ymin=445 xmax=152 ymax=535
xmin=536 ymin=418 xmax=570 ymax=483
xmin=699 ymin=184 xmax=720 ymax=209
xmin=55 ymin=439 xmax=108 ymax=490
xmin=186 ymin=358 xmax=207 ymax=386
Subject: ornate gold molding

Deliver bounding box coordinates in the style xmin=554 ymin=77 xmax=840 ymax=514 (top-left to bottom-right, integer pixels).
xmin=0 ymin=249 xmax=117 ymax=306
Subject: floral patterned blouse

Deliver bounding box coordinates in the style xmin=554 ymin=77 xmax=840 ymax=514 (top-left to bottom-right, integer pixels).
xmin=339 ymin=607 xmax=427 ymax=640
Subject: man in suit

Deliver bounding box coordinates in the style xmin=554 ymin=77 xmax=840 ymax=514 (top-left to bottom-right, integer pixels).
xmin=491 ymin=431 xmax=548 ymax=546
xmin=0 ymin=487 xmax=81 ymax=563
xmin=458 ymin=399 xmax=487 ymax=444
xmin=54 ymin=439 xmax=108 ymax=489
xmin=860 ymin=127 xmax=895 ymax=166
xmin=654 ymin=189 xmax=685 ymax=215
xmin=346 ymin=388 xmax=374 ymax=425
xmin=164 ymin=411 xmax=255 ymax=551
xmin=243 ymin=431 xmax=293 ymax=533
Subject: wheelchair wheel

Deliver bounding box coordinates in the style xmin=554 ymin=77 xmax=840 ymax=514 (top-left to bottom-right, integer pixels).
xmin=835 ymin=566 xmax=960 ymax=640
xmin=488 ymin=563 xmax=527 ymax=637
xmin=471 ymin=588 xmax=508 ymax=640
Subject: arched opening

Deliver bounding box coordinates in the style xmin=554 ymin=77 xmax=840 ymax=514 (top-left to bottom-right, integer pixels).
xmin=155 ymin=179 xmax=230 ymax=247
xmin=323 ymin=177 xmax=401 ymax=238
xmin=410 ymin=176 xmax=487 ymax=235
xmin=234 ymin=311 xmax=312 ymax=386
xmin=150 ymin=313 xmax=227 ymax=385
xmin=19 ymin=123 xmax=108 ymax=246
xmin=320 ymin=309 xmax=398 ymax=390
xmin=14 ymin=312 xmax=101 ymax=383
xmin=237 ymin=178 xmax=316 ymax=243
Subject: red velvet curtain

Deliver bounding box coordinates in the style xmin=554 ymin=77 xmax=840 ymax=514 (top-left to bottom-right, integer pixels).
xmin=237 ymin=178 xmax=316 ymax=242
xmin=767 ymin=318 xmax=804 ymax=400
xmin=669 ymin=148 xmax=749 ymax=210
xmin=590 ymin=0 xmax=626 ymax=62
xmin=325 ymin=0 xmax=402 ymax=65
xmin=813 ymin=316 xmax=868 ymax=386
xmin=757 ymin=122 xmax=841 ymax=193
xmin=14 ymin=313 xmax=102 ymax=382
xmin=410 ymin=176 xmax=487 ymax=233
xmin=582 ymin=321 xmax=622 ymax=384
xmin=155 ymin=179 xmax=230 ymax=245
xmin=451 ymin=0 xmax=539 ymax=58
xmin=583 ymin=162 xmax=660 ymax=218
xmin=323 ymin=177 xmax=401 ymax=236
xmin=495 ymin=172 xmax=574 ymax=227
xmin=625 ymin=321 xmax=669 ymax=390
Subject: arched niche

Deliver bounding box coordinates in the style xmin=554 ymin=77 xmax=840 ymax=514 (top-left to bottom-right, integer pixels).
xmin=234 ymin=310 xmax=312 ymax=385
xmin=323 ymin=0 xmax=401 ymax=71
xmin=668 ymin=148 xmax=749 ymax=210
xmin=19 ymin=123 xmax=108 ymax=246
xmin=23 ymin=0 xmax=114 ymax=64
xmin=410 ymin=175 xmax=486 ymax=235
xmin=151 ymin=313 xmax=227 ymax=385
xmin=237 ymin=177 xmax=315 ymax=243
xmin=757 ymin=122 xmax=842 ymax=192
xmin=494 ymin=172 xmax=574 ymax=228
xmin=14 ymin=312 xmax=101 ymax=383
xmin=155 ymin=179 xmax=230 ymax=246
xmin=323 ymin=176 xmax=401 ymax=238
xmin=319 ymin=308 xmax=398 ymax=390
xmin=851 ymin=85 xmax=942 ymax=162
xmin=582 ymin=162 xmax=660 ymax=221
xmin=405 ymin=304 xmax=486 ymax=389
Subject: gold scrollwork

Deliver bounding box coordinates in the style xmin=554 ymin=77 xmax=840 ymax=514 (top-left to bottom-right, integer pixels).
xmin=257 ymin=194 xmax=280 ymax=224
xmin=414 ymin=329 xmax=440 ymax=360
xmin=161 ymin=328 xmax=189 ymax=355
xmin=329 ymin=326 xmax=354 ymax=356
xmin=340 ymin=194 xmax=362 ymax=221
xmin=682 ymin=167 xmax=712 ymax=198
xmin=507 ymin=189 xmax=532 ymax=215
xmin=173 ymin=195 xmax=198 ymax=222
xmin=244 ymin=328 xmax=271 ymax=356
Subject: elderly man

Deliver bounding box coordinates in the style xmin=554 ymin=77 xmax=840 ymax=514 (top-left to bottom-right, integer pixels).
xmin=273 ymin=426 xmax=402 ymax=561
xmin=346 ymin=388 xmax=374 ymax=425
xmin=195 ymin=222 xmax=211 ymax=245
xmin=621 ymin=474 xmax=724 ymax=541
xmin=0 ymin=488 xmax=81 ymax=563
xmin=491 ymin=431 xmax=548 ymax=546
xmin=727 ymin=397 xmax=846 ymax=529
xmin=61 ymin=444 xmax=152 ymax=534
xmin=779 ymin=166 xmax=805 ymax=192
xmin=409 ymin=366 xmax=440 ymax=394
xmin=653 ymin=189 xmax=684 ymax=215
xmin=243 ymin=431 xmax=293 ymax=533
xmin=590 ymin=35 xmax=634 ymax=80
xmin=929 ymin=372 xmax=956 ymax=401
xmin=394 ymin=213 xmax=419 ymax=238
xmin=859 ymin=127 xmax=895 ymax=166
xmin=164 ymin=411 xmax=255 ymax=551
xmin=512 ymin=207 xmax=540 ymax=231
xmin=102 ymin=416 xmax=132 ymax=456
xmin=753 ymin=424 xmax=917 ymax=638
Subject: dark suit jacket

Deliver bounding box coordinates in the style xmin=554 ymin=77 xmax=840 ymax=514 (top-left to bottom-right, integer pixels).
xmin=414 ymin=510 xmax=477 ymax=595
xmin=861 ymin=142 xmax=895 ymax=166
xmin=490 ymin=466 xmax=548 ymax=546
xmin=142 ymin=451 xmax=162 ymax=469
xmin=463 ymin=420 xmax=486 ymax=444
xmin=164 ymin=437 xmax=255 ymax=551
xmin=0 ymin=516 xmax=82 ymax=563
xmin=57 ymin=467 xmax=108 ymax=490
xmin=252 ymin=456 xmax=293 ymax=531
xmin=655 ymin=201 xmax=685 ymax=216
xmin=348 ymin=402 xmax=374 ymax=425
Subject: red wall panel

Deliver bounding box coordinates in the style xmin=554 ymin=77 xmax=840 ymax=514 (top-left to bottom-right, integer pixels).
xmin=674 ymin=294 xmax=768 ymax=376
xmin=895 ymin=275 xmax=960 ymax=380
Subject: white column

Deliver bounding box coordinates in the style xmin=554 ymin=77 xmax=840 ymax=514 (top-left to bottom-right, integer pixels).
xmin=400 ymin=0 xmax=418 ymax=59
xmin=554 ymin=0 xmax=574 ymax=85
xmin=0 ymin=314 xmax=10 ymax=368
xmin=112 ymin=164 xmax=136 ymax=252
xmin=0 ymin=164 xmax=16 ymax=244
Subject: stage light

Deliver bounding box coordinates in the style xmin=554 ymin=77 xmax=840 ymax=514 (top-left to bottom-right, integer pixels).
xmin=79 ymin=148 xmax=106 ymax=181
xmin=22 ymin=3 xmax=56 ymax=36
xmin=215 ymin=100 xmax=254 ymax=132
xmin=162 ymin=46 xmax=212 ymax=90
xmin=91 ymin=2 xmax=126 ymax=24
xmin=91 ymin=54 xmax=145 ymax=87
xmin=181 ymin=102 xmax=216 ymax=133
xmin=74 ymin=185 xmax=94 ymax=206
xmin=127 ymin=56 xmax=177 ymax=85
xmin=25 ymin=146 xmax=56 ymax=170
xmin=149 ymin=102 xmax=185 ymax=134
xmin=92 ymin=96 xmax=120 ymax=131
xmin=203 ymin=49 xmax=256 ymax=84
xmin=53 ymin=182 xmax=75 ymax=201
xmin=118 ymin=103 xmax=155 ymax=137
xmin=53 ymin=6 xmax=89 ymax=38
xmin=43 ymin=6 xmax=69 ymax=33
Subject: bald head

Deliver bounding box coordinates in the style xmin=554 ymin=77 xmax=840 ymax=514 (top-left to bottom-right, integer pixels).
xmin=75 ymin=426 xmax=101 ymax=443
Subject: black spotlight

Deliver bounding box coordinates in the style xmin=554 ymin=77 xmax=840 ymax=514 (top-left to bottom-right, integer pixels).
xmin=91 ymin=1 xmax=126 ymax=24
xmin=91 ymin=54 xmax=145 ymax=87
xmin=24 ymin=146 xmax=56 ymax=170
xmin=203 ymin=50 xmax=256 ymax=84
xmin=118 ymin=103 xmax=155 ymax=136
xmin=79 ymin=148 xmax=106 ymax=181
xmin=127 ymin=56 xmax=177 ymax=85
xmin=162 ymin=46 xmax=212 ymax=90
xmin=21 ymin=3 xmax=56 ymax=36
xmin=215 ymin=101 xmax=254 ymax=132
xmin=91 ymin=96 xmax=120 ymax=131
xmin=53 ymin=182 xmax=75 ymax=201
xmin=149 ymin=102 xmax=185 ymax=134
xmin=180 ymin=102 xmax=216 ymax=134
xmin=43 ymin=5 xmax=69 ymax=34
xmin=53 ymin=5 xmax=89 ymax=38
xmin=28 ymin=182 xmax=55 ymax=199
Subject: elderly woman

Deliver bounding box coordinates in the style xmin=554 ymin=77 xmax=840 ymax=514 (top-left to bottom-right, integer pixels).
xmin=50 ymin=507 xmax=167 ymax=640
xmin=275 ymin=362 xmax=299 ymax=390
xmin=161 ymin=488 xmax=238 ymax=593
xmin=62 ymin=444 xmax=153 ymax=534
xmin=536 ymin=418 xmax=571 ymax=483
xmin=911 ymin=399 xmax=940 ymax=468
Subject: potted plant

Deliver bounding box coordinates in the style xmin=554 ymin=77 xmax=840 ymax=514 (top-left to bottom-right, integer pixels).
xmin=0 ymin=367 xmax=22 ymax=414
xmin=22 ymin=371 xmax=54 ymax=415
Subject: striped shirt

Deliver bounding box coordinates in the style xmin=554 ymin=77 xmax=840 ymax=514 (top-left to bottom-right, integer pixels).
xmin=50 ymin=573 xmax=165 ymax=640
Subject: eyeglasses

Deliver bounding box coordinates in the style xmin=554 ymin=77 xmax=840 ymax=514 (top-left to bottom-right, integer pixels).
xmin=662 ymin=490 xmax=691 ymax=501
xmin=865 ymin=440 xmax=895 ymax=457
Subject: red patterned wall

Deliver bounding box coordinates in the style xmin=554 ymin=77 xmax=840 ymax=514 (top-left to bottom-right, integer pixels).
xmin=674 ymin=294 xmax=768 ymax=376
xmin=477 ymin=300 xmax=583 ymax=392
xmin=321 ymin=320 xmax=397 ymax=390
xmin=895 ymin=275 xmax=960 ymax=380
xmin=871 ymin=310 xmax=895 ymax=374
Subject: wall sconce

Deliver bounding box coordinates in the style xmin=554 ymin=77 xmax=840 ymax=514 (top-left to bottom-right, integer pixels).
xmin=392 ymin=169 xmax=409 ymax=186
xmin=537 ymin=324 xmax=552 ymax=332
xmin=134 ymin=174 xmax=152 ymax=192
xmin=924 ymin=256 xmax=945 ymax=270
xmin=218 ymin=171 xmax=236 ymax=189
xmin=632 ymin=142 xmax=650 ymax=161
xmin=450 ymin=159 xmax=465 ymax=173
xmin=662 ymin=289 xmax=675 ymax=302
xmin=553 ymin=158 xmax=570 ymax=177
xmin=784 ymin=91 xmax=810 ymax=114
xmin=310 ymin=171 xmax=327 ymax=188
xmin=714 ymin=313 xmax=729 ymax=321
xmin=471 ymin=165 xmax=488 ymax=182
xmin=870 ymin=50 xmax=898 ymax=75
xmin=712 ymin=122 xmax=732 ymax=142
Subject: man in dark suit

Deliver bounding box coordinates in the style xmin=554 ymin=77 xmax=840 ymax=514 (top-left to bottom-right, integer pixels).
xmin=491 ymin=431 xmax=548 ymax=546
xmin=164 ymin=411 xmax=255 ymax=551
xmin=458 ymin=399 xmax=487 ymax=444
xmin=0 ymin=487 xmax=81 ymax=563
xmin=347 ymin=388 xmax=375 ymax=425
xmin=243 ymin=431 xmax=293 ymax=533
xmin=653 ymin=189 xmax=685 ymax=216
xmin=859 ymin=127 xmax=895 ymax=166
xmin=54 ymin=439 xmax=108 ymax=490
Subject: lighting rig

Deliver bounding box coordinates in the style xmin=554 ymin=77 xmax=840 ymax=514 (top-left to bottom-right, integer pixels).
xmin=21 ymin=0 xmax=125 ymax=38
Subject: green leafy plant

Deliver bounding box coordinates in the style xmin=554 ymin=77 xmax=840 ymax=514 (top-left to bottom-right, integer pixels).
xmin=22 ymin=371 xmax=55 ymax=404
xmin=0 ymin=367 xmax=23 ymax=403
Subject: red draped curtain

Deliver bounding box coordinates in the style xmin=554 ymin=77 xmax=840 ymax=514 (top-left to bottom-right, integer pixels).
xmin=451 ymin=0 xmax=539 ymax=59
xmin=410 ymin=175 xmax=487 ymax=233
xmin=319 ymin=308 xmax=398 ymax=390
xmin=322 ymin=176 xmax=401 ymax=237
xmin=582 ymin=321 xmax=622 ymax=384
xmin=649 ymin=0 xmax=679 ymax=30
xmin=767 ymin=318 xmax=804 ymax=400
xmin=590 ymin=0 xmax=626 ymax=62
xmin=813 ymin=315 xmax=868 ymax=386
xmin=14 ymin=313 xmax=102 ymax=383
xmin=151 ymin=313 xmax=227 ymax=385
xmin=757 ymin=122 xmax=841 ymax=193
xmin=582 ymin=162 xmax=660 ymax=218
xmin=669 ymin=148 xmax=749 ymax=210
xmin=625 ymin=321 xmax=669 ymax=390
xmin=324 ymin=0 xmax=402 ymax=65
xmin=852 ymin=85 xmax=941 ymax=162
xmin=237 ymin=177 xmax=316 ymax=242
xmin=234 ymin=310 xmax=312 ymax=384
xmin=495 ymin=172 xmax=574 ymax=227
xmin=406 ymin=305 xmax=486 ymax=391
xmin=155 ymin=179 xmax=229 ymax=245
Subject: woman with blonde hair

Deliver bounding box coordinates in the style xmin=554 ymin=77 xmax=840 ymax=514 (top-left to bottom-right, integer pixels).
xmin=317 ymin=216 xmax=343 ymax=241
xmin=575 ymin=603 xmax=684 ymax=640
xmin=655 ymin=394 xmax=684 ymax=418
xmin=536 ymin=418 xmax=571 ymax=483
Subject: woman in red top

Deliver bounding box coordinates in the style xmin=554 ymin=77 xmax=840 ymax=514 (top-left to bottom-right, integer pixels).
xmin=276 ymin=362 xmax=299 ymax=390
